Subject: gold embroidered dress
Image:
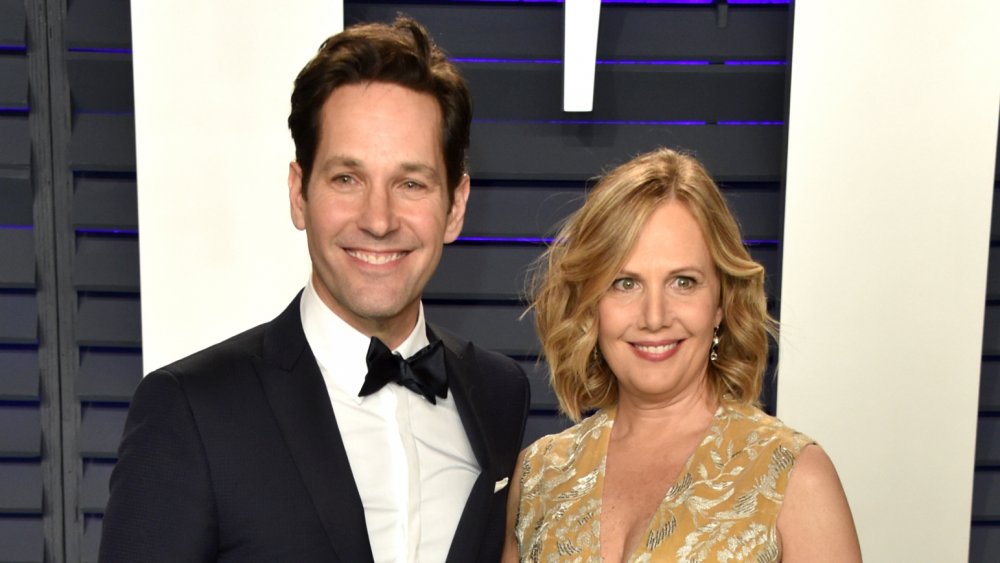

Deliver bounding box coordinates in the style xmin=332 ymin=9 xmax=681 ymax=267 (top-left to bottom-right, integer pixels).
xmin=514 ymin=402 xmax=813 ymax=562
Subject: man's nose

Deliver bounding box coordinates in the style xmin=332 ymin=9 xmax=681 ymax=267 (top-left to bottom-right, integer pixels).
xmin=357 ymin=185 xmax=398 ymax=237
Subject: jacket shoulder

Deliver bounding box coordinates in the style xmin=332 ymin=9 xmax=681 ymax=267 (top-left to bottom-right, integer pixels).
xmin=432 ymin=323 xmax=527 ymax=385
xmin=150 ymin=322 xmax=269 ymax=383
xmin=470 ymin=343 xmax=528 ymax=384
xmin=137 ymin=315 xmax=302 ymax=410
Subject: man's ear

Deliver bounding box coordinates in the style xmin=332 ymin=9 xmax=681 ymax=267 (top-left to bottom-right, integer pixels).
xmin=443 ymin=174 xmax=471 ymax=244
xmin=288 ymin=161 xmax=307 ymax=231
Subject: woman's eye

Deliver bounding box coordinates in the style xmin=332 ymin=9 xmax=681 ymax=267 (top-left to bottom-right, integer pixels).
xmin=612 ymin=278 xmax=637 ymax=292
xmin=674 ymin=276 xmax=696 ymax=290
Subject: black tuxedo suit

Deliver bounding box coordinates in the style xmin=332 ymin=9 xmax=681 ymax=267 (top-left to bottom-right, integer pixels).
xmin=98 ymin=295 xmax=530 ymax=563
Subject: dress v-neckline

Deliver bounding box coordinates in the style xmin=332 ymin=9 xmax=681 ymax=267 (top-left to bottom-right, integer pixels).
xmin=593 ymin=404 xmax=725 ymax=562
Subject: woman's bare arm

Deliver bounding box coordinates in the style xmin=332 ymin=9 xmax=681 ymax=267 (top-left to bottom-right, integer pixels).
xmin=778 ymin=444 xmax=862 ymax=562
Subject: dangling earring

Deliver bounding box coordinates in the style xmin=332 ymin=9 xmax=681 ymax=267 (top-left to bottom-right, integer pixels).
xmin=710 ymin=326 xmax=720 ymax=362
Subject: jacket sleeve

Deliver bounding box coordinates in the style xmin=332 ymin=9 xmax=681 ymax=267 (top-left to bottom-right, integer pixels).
xmin=98 ymin=370 xmax=218 ymax=563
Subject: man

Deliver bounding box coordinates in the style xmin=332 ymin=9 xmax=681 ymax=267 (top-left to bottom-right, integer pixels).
xmin=99 ymin=17 xmax=529 ymax=563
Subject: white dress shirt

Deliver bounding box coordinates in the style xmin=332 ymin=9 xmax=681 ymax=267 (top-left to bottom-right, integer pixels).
xmin=300 ymin=279 xmax=479 ymax=562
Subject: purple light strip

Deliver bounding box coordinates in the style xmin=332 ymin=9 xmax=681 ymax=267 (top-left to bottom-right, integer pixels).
xmin=451 ymin=58 xmax=561 ymax=64
xmin=557 ymin=119 xmax=706 ymax=125
xmin=476 ymin=118 xmax=783 ymax=126
xmin=458 ymin=236 xmax=554 ymax=244
xmin=0 ymin=225 xmax=32 ymax=230
xmin=456 ymin=1 xmax=712 ymax=4
xmin=0 ymin=45 xmax=27 ymax=52
xmin=598 ymin=59 xmax=710 ymax=65
xmin=68 ymin=47 xmax=133 ymax=54
xmin=76 ymin=228 xmax=138 ymax=235
xmin=717 ymin=120 xmax=784 ymax=125
xmin=607 ymin=0 xmax=789 ymax=3
xmin=723 ymin=60 xmax=787 ymax=66
xmin=454 ymin=58 xmax=787 ymax=66
xmin=475 ymin=118 xmax=707 ymax=125
xmin=458 ymin=235 xmax=776 ymax=245
xmin=453 ymin=0 xmax=787 ymax=4
xmin=0 ymin=106 xmax=29 ymax=113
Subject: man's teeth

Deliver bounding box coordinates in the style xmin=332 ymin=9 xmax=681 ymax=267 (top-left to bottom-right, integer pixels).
xmin=348 ymin=250 xmax=405 ymax=265
xmin=635 ymin=343 xmax=677 ymax=354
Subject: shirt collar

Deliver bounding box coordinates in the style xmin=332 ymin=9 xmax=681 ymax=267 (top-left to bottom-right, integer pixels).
xmin=300 ymin=277 xmax=429 ymax=402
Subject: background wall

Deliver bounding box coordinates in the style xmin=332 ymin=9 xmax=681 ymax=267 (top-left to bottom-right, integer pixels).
xmin=777 ymin=1 xmax=1000 ymax=561
xmin=132 ymin=1 xmax=336 ymax=373
xmin=0 ymin=0 xmax=997 ymax=561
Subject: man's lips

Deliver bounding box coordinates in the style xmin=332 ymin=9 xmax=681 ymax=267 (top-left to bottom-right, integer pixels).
xmin=345 ymin=249 xmax=408 ymax=265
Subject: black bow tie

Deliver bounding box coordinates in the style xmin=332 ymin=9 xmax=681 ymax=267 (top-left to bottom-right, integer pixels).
xmin=359 ymin=336 xmax=448 ymax=404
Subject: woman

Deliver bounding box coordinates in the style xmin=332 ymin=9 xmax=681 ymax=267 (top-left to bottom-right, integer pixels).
xmin=503 ymin=148 xmax=860 ymax=562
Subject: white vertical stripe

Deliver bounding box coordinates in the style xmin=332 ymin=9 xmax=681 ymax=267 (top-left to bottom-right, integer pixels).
xmin=779 ymin=1 xmax=1000 ymax=560
xmin=133 ymin=1 xmax=343 ymax=371
xmin=563 ymin=0 xmax=602 ymax=112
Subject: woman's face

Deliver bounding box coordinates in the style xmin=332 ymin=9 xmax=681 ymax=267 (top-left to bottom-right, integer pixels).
xmin=597 ymin=199 xmax=723 ymax=405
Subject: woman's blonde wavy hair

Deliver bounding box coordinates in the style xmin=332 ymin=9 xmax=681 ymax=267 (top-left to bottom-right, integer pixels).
xmin=530 ymin=148 xmax=775 ymax=422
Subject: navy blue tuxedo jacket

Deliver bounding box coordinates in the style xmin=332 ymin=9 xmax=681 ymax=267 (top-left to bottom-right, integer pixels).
xmin=99 ymin=294 xmax=530 ymax=562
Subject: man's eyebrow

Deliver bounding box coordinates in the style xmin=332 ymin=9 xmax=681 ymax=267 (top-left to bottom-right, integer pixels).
xmin=317 ymin=155 xmax=361 ymax=173
xmin=316 ymin=158 xmax=439 ymax=178
xmin=399 ymin=161 xmax=440 ymax=177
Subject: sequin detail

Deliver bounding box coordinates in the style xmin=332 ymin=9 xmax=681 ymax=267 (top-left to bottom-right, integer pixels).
xmin=514 ymin=403 xmax=813 ymax=562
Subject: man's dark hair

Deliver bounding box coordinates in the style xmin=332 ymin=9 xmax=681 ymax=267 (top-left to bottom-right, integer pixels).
xmin=288 ymin=16 xmax=472 ymax=202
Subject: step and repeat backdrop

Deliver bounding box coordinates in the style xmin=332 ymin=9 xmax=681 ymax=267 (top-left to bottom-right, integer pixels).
xmin=0 ymin=0 xmax=997 ymax=561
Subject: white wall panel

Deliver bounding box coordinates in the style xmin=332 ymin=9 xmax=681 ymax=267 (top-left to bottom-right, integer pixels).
xmin=133 ymin=1 xmax=342 ymax=371
xmin=780 ymin=1 xmax=1000 ymax=560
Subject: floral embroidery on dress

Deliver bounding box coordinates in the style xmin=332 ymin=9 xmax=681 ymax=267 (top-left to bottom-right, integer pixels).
xmin=515 ymin=403 xmax=813 ymax=562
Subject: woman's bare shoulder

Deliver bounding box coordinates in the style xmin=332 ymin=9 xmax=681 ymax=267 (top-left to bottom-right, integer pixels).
xmin=777 ymin=444 xmax=862 ymax=562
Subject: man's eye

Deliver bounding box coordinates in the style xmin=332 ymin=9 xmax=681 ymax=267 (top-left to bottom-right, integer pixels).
xmin=334 ymin=175 xmax=353 ymax=184
xmin=403 ymin=180 xmax=424 ymax=190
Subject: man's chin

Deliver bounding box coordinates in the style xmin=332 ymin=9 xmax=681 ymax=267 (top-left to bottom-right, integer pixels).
xmin=342 ymin=297 xmax=418 ymax=325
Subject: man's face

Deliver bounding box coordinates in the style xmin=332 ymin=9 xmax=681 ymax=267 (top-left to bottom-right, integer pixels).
xmin=289 ymin=82 xmax=469 ymax=347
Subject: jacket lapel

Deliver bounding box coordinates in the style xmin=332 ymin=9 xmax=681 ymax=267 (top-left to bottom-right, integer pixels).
xmin=431 ymin=325 xmax=502 ymax=562
xmin=255 ymin=295 xmax=375 ymax=563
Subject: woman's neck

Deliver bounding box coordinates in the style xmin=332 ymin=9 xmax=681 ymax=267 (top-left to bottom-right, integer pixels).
xmin=611 ymin=385 xmax=718 ymax=443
